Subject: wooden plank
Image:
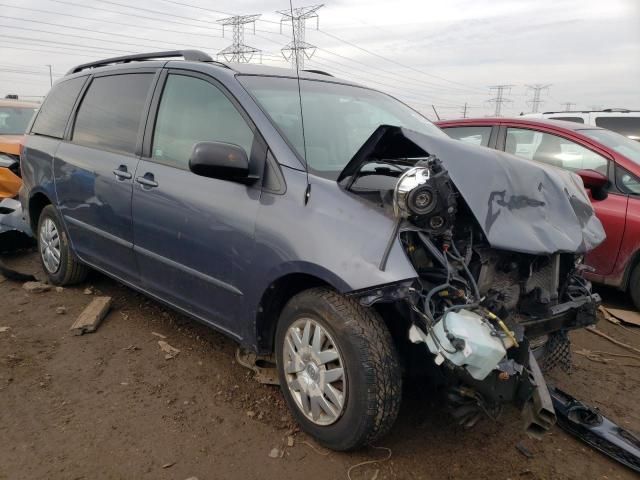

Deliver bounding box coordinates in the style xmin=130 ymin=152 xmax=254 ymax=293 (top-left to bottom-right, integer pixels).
xmin=70 ymin=296 xmax=112 ymax=335
xmin=606 ymin=307 xmax=640 ymax=327
xmin=586 ymin=326 xmax=640 ymax=356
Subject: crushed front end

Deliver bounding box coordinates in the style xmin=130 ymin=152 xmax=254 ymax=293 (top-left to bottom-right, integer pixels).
xmin=341 ymin=126 xmax=605 ymax=438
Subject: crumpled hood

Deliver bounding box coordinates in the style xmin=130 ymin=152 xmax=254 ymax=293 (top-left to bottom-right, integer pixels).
xmin=341 ymin=126 xmax=606 ymax=255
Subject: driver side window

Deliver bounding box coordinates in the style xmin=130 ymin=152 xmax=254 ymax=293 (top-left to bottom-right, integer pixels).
xmin=152 ymin=74 xmax=255 ymax=170
xmin=505 ymin=128 xmax=608 ymax=175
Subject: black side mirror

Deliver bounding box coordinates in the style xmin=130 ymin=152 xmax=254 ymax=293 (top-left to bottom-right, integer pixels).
xmin=576 ymin=168 xmax=609 ymax=201
xmin=188 ymin=141 xmax=259 ymax=184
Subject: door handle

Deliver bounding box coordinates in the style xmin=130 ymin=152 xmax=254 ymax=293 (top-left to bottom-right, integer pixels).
xmin=112 ymin=165 xmax=132 ymax=180
xmin=136 ymin=173 xmax=158 ymax=188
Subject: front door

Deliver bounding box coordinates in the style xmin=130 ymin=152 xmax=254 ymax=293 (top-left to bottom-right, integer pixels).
xmin=55 ymin=72 xmax=156 ymax=282
xmin=132 ymin=72 xmax=263 ymax=333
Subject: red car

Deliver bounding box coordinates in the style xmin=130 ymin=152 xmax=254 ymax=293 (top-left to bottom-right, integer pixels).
xmin=436 ymin=117 xmax=640 ymax=309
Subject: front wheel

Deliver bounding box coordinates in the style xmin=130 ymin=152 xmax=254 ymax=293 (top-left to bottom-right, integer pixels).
xmin=275 ymin=288 xmax=402 ymax=451
xmin=37 ymin=205 xmax=89 ymax=286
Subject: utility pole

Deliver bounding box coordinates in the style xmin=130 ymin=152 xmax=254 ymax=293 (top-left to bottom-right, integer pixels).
xmin=277 ymin=4 xmax=323 ymax=69
xmin=46 ymin=64 xmax=52 ymax=87
xmin=461 ymin=102 xmax=468 ymax=118
xmin=217 ymin=14 xmax=262 ymax=63
xmin=487 ymin=85 xmax=514 ymax=117
xmin=561 ymin=102 xmax=576 ymax=111
xmin=526 ymin=84 xmax=551 ymax=113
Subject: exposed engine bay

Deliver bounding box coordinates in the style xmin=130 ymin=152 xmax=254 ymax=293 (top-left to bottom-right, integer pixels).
xmin=339 ymin=126 xmax=604 ymax=437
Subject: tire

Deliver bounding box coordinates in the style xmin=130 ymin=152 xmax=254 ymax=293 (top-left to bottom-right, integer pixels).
xmin=37 ymin=205 xmax=88 ymax=286
xmin=630 ymin=263 xmax=640 ymax=312
xmin=275 ymin=287 xmax=402 ymax=451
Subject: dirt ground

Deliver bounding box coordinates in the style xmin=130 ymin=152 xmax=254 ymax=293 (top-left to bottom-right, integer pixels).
xmin=1 ymin=251 xmax=639 ymax=480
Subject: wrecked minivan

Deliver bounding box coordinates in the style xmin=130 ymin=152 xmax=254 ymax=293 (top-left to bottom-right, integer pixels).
xmin=20 ymin=51 xmax=605 ymax=451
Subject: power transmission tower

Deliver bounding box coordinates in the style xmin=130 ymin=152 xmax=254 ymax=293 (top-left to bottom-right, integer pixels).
xmin=217 ymin=14 xmax=262 ymax=63
xmin=461 ymin=102 xmax=468 ymax=118
xmin=526 ymin=84 xmax=551 ymax=113
xmin=561 ymin=102 xmax=576 ymax=111
xmin=277 ymin=4 xmax=323 ymax=69
xmin=588 ymin=104 xmax=602 ymax=111
xmin=487 ymin=85 xmax=514 ymax=117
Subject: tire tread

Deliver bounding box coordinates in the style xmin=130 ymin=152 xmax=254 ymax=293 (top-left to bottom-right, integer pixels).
xmin=283 ymin=287 xmax=401 ymax=449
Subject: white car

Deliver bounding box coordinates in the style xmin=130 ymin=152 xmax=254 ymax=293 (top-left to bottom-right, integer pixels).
xmin=523 ymin=109 xmax=640 ymax=141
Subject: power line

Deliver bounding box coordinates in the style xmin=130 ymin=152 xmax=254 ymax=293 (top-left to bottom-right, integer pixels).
xmin=308 ymin=56 xmax=474 ymax=108
xmin=34 ymin=0 xmax=485 ymax=101
xmin=0 ymin=3 xmax=225 ymax=41
xmin=277 ymin=4 xmax=323 ymax=69
xmin=314 ymin=28 xmax=486 ymax=93
xmin=0 ymin=43 xmax=104 ymax=59
xmin=91 ymin=0 xmax=216 ymax=25
xmin=0 ymin=24 xmax=169 ymax=52
xmin=217 ymin=15 xmax=262 ymax=63
xmin=0 ymin=15 xmax=224 ymax=51
xmin=526 ymin=84 xmax=552 ymax=113
xmin=153 ymin=0 xmax=285 ymax=28
xmin=313 ymin=47 xmax=485 ymax=98
xmin=48 ymin=0 xmax=224 ymax=32
xmin=487 ymin=85 xmax=515 ymax=117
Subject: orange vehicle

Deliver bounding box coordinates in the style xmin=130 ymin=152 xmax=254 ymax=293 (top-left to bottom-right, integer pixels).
xmin=0 ymin=98 xmax=39 ymax=198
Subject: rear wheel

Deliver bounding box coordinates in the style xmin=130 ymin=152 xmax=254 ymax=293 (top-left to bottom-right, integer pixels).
xmin=275 ymin=287 xmax=402 ymax=451
xmin=37 ymin=205 xmax=88 ymax=286
xmin=630 ymin=263 xmax=640 ymax=311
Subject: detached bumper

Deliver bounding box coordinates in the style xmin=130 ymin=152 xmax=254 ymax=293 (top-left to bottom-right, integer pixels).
xmin=518 ymin=294 xmax=600 ymax=338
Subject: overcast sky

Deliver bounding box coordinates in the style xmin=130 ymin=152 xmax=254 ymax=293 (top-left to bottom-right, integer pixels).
xmin=1 ymin=0 xmax=638 ymax=119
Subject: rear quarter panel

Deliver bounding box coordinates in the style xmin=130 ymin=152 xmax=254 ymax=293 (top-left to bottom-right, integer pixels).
xmin=20 ymin=135 xmax=61 ymax=219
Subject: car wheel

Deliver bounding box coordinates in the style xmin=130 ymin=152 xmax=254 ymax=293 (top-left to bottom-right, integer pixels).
xmin=630 ymin=263 xmax=640 ymax=311
xmin=275 ymin=287 xmax=402 ymax=451
xmin=37 ymin=205 xmax=88 ymax=286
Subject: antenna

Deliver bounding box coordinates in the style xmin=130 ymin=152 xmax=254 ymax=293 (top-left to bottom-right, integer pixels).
xmin=278 ymin=4 xmax=323 ymax=69
xmin=285 ymin=0 xmax=311 ymax=203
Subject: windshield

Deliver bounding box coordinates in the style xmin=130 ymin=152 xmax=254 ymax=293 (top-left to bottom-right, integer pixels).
xmin=0 ymin=106 xmax=37 ymax=135
xmin=239 ymin=76 xmax=445 ymax=179
xmin=579 ymin=128 xmax=640 ymax=165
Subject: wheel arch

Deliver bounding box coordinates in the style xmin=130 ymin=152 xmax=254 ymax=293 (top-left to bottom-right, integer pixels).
xmin=622 ymin=248 xmax=640 ymax=291
xmin=255 ymin=271 xmax=340 ymax=354
xmin=28 ymin=191 xmax=53 ymax=232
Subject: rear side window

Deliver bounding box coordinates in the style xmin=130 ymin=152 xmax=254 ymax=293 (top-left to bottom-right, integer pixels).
xmin=442 ymin=126 xmax=492 ymax=147
xmin=73 ymin=74 xmax=154 ymax=155
xmin=505 ymin=127 xmax=609 ymax=174
xmin=31 ymin=76 xmax=86 ymax=138
xmin=595 ymin=117 xmax=640 ymax=141
xmin=549 ymin=116 xmax=585 ymax=124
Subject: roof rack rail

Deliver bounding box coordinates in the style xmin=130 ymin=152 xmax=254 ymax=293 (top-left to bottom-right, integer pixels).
xmin=67 ymin=50 xmax=226 ymax=75
xmin=302 ymin=69 xmax=334 ymax=77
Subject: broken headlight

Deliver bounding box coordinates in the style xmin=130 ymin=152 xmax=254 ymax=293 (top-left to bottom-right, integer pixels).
xmin=393 ymin=156 xmax=457 ymax=234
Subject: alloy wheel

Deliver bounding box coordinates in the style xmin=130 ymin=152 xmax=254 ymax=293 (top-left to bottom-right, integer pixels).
xmin=283 ymin=318 xmax=346 ymax=426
